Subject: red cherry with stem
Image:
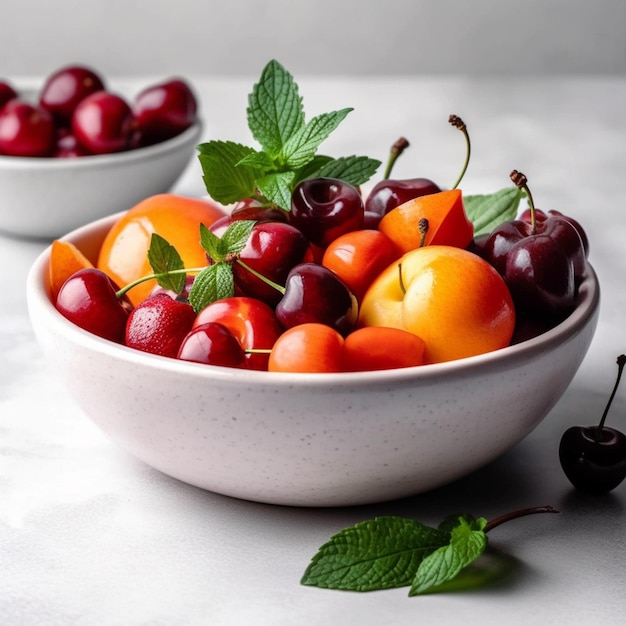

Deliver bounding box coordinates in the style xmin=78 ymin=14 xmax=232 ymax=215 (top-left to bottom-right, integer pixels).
xmin=274 ymin=262 xmax=358 ymax=336
xmin=72 ymin=90 xmax=133 ymax=154
xmin=0 ymin=99 xmax=56 ymax=157
xmin=483 ymin=170 xmax=586 ymax=320
xmin=364 ymin=115 xmax=471 ymax=227
xmin=55 ymin=268 xmax=131 ymax=344
xmin=211 ymin=219 xmax=310 ymax=307
xmin=125 ymin=293 xmax=196 ymax=358
xmin=0 ymin=81 xmax=18 ymax=109
xmin=289 ymin=177 xmax=364 ymax=248
xmin=132 ymin=78 xmax=197 ymax=144
xmin=559 ymin=354 xmax=626 ymax=494
xmin=177 ymin=322 xmax=249 ymax=369
xmin=39 ymin=65 xmax=105 ymax=127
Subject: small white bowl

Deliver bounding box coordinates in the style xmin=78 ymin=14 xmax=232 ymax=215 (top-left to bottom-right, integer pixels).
xmin=0 ymin=120 xmax=202 ymax=240
xmin=26 ymin=213 xmax=600 ymax=506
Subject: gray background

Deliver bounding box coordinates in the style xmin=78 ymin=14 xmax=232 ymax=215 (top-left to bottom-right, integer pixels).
xmin=2 ymin=0 xmax=624 ymax=77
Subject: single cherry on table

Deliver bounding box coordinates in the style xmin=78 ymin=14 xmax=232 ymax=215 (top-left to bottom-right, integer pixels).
xmin=559 ymin=354 xmax=626 ymax=494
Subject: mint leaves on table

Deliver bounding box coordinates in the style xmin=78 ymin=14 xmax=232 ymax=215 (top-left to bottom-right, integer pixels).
xmin=301 ymin=505 xmax=558 ymax=596
xmin=197 ymin=59 xmax=381 ymax=211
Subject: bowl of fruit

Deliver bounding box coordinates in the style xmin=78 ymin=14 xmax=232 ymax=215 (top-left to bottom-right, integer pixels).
xmin=26 ymin=60 xmax=600 ymax=507
xmin=0 ymin=64 xmax=202 ymax=240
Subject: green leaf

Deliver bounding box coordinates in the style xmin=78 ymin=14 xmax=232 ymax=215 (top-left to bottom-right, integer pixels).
xmin=146 ymin=233 xmax=186 ymax=294
xmin=313 ymin=155 xmax=381 ymax=187
xmin=293 ymin=154 xmax=335 ymax=183
xmin=199 ymin=220 xmax=256 ymax=263
xmin=197 ymin=140 xmax=259 ymax=205
xmin=247 ymin=59 xmax=304 ymax=157
xmin=464 ymin=186 xmax=525 ymax=236
xmin=257 ymin=171 xmax=296 ymax=211
xmin=188 ymin=263 xmax=235 ymax=313
xmin=281 ymin=108 xmax=353 ymax=168
xmin=301 ymin=516 xmax=448 ymax=592
xmin=409 ymin=515 xmax=488 ymax=596
xmin=236 ymin=150 xmax=276 ymax=171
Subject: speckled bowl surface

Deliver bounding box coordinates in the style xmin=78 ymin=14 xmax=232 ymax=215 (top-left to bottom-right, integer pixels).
xmin=26 ymin=212 xmax=600 ymax=506
xmin=0 ymin=114 xmax=202 ymax=240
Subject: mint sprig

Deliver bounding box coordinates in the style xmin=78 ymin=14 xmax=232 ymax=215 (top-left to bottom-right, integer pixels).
xmin=301 ymin=505 xmax=558 ymax=596
xmin=197 ymin=59 xmax=381 ymax=211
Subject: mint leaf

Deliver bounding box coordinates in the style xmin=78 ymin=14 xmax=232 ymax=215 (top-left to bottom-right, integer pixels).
xmin=247 ymin=59 xmax=304 ymax=157
xmin=281 ymin=108 xmax=353 ymax=168
xmin=197 ymin=140 xmax=259 ymax=205
xmin=464 ymin=186 xmax=525 ymax=236
xmin=188 ymin=263 xmax=234 ymax=313
xmin=256 ymin=171 xmax=296 ymax=211
xmin=301 ymin=516 xmax=448 ymax=591
xmin=313 ymin=155 xmax=381 ymax=187
xmin=147 ymin=233 xmax=186 ymax=294
xmin=409 ymin=515 xmax=488 ymax=596
xmin=199 ymin=220 xmax=255 ymax=263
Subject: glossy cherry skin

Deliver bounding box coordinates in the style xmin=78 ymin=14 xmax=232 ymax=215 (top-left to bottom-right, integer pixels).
xmin=55 ymin=268 xmax=131 ymax=344
xmin=132 ymin=78 xmax=197 ymax=144
xmin=364 ymin=177 xmax=441 ymax=228
xmin=193 ymin=296 xmax=284 ymax=371
xmin=211 ymin=219 xmax=310 ymax=306
xmin=0 ymin=81 xmax=18 ymax=109
xmin=0 ymin=99 xmax=56 ymax=157
xmin=290 ymin=177 xmax=364 ymax=248
xmin=559 ymin=426 xmax=626 ymax=494
xmin=125 ymin=293 xmax=196 ymax=358
xmin=71 ymin=90 xmax=133 ymax=154
xmin=53 ymin=130 xmax=90 ymax=158
xmin=39 ymin=65 xmax=105 ymax=127
xmin=275 ymin=263 xmax=358 ymax=337
xmin=177 ymin=322 xmax=248 ymax=369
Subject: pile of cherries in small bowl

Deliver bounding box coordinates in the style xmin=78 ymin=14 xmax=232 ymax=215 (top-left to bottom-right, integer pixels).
xmin=0 ymin=64 xmax=198 ymax=158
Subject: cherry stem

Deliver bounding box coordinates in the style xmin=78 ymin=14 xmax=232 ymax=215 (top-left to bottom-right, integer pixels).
xmin=449 ymin=114 xmax=471 ymax=190
xmin=418 ymin=217 xmax=429 ymax=248
xmin=597 ymin=354 xmax=626 ymax=430
xmin=236 ymin=259 xmax=286 ymax=295
xmin=115 ymin=266 xmax=205 ymax=299
xmin=510 ymin=169 xmax=537 ymax=233
xmin=383 ymin=137 xmax=410 ymax=179
xmin=483 ymin=505 xmax=559 ymax=533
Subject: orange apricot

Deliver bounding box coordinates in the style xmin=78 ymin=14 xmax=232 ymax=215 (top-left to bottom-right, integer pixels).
xmin=322 ymin=229 xmax=402 ymax=302
xmin=342 ymin=326 xmax=426 ymax=371
xmin=268 ymin=323 xmax=344 ymax=373
xmin=358 ymin=245 xmax=515 ymax=364
xmin=377 ymin=188 xmax=474 ymax=253
xmin=97 ymin=193 xmax=226 ymax=306
xmin=49 ymin=239 xmax=94 ymax=300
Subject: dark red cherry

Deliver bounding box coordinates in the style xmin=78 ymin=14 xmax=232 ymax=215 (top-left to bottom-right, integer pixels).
xmin=0 ymin=99 xmax=56 ymax=157
xmin=559 ymin=355 xmax=626 ymax=494
xmin=177 ymin=322 xmax=248 ymax=369
xmin=125 ymin=293 xmax=196 ymax=358
xmin=211 ymin=219 xmax=310 ymax=307
xmin=55 ymin=268 xmax=131 ymax=344
xmin=132 ymin=78 xmax=197 ymax=144
xmin=0 ymin=80 xmax=18 ymax=109
xmin=275 ymin=263 xmax=358 ymax=336
xmin=39 ymin=65 xmax=105 ymax=127
xmin=72 ymin=90 xmax=133 ymax=154
xmin=290 ymin=177 xmax=364 ymax=248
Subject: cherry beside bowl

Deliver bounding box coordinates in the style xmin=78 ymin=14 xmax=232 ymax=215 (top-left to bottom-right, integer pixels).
xmin=0 ymin=86 xmax=202 ymax=240
xmin=26 ymin=212 xmax=600 ymax=506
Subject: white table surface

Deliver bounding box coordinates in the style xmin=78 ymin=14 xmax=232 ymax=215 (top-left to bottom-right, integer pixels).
xmin=1 ymin=76 xmax=625 ymax=626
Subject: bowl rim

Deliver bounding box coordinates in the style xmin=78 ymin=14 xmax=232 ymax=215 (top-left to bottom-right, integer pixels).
xmin=26 ymin=213 xmax=601 ymax=388
xmin=0 ymin=119 xmax=203 ymax=169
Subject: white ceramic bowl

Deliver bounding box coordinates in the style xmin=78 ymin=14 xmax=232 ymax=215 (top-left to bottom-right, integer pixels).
xmin=26 ymin=212 xmax=600 ymax=507
xmin=0 ymin=118 xmax=202 ymax=240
